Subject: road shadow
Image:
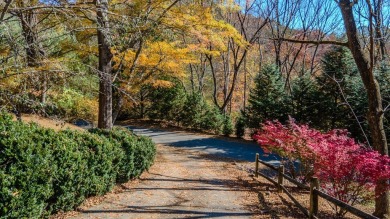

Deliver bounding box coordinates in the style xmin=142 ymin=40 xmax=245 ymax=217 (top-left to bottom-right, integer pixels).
xmin=120 ymin=172 xmax=252 ymax=192
xmin=168 ymin=138 xmax=280 ymax=162
xmin=80 ymin=207 xmax=253 ymax=219
xmin=128 ymin=126 xmax=281 ymax=165
xmin=80 ymin=172 xmax=254 ymax=219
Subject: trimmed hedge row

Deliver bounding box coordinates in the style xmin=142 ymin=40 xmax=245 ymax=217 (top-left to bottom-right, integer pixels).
xmin=0 ymin=113 xmax=156 ymax=218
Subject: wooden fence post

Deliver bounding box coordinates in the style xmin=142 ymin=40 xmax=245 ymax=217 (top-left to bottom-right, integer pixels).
xmin=255 ymin=153 xmax=259 ymax=177
xmin=309 ymin=177 xmax=319 ymax=219
xmin=277 ymin=165 xmax=284 ymax=193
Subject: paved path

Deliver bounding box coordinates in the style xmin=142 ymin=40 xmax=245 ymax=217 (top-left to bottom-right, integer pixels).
xmin=128 ymin=126 xmax=280 ymax=165
xmin=72 ymin=127 xmax=279 ymax=219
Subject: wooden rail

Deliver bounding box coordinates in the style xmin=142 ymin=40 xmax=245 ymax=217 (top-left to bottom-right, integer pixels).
xmin=256 ymin=157 xmax=310 ymax=190
xmin=254 ymin=170 xmax=310 ymax=217
xmin=254 ymin=153 xmax=379 ymax=219
xmin=314 ymin=189 xmax=378 ymax=219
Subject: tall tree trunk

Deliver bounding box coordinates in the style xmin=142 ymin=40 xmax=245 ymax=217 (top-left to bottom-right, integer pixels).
xmin=189 ymin=64 xmax=195 ymax=92
xmin=222 ymin=42 xmax=231 ymax=114
xmin=339 ymin=1 xmax=389 ymax=217
xmin=96 ymin=0 xmax=113 ymax=129
xmin=19 ymin=9 xmax=47 ymax=105
xmin=199 ymin=56 xmax=206 ymax=93
xmin=20 ymin=11 xmax=40 ymax=67
xmin=374 ymin=0 xmax=387 ymax=60
xmin=243 ymin=56 xmax=247 ymax=110
xmin=112 ymin=87 xmax=123 ymax=124
xmin=41 ymin=71 xmax=47 ymax=104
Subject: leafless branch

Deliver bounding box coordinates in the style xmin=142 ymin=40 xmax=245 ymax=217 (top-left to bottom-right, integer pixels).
xmin=0 ymin=0 xmax=13 ymax=23
xmin=326 ymin=73 xmax=372 ymax=148
xmin=272 ymin=37 xmax=349 ymax=47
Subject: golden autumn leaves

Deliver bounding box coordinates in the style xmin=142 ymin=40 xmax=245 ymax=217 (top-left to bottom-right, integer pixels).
xmin=109 ymin=1 xmax=247 ymax=90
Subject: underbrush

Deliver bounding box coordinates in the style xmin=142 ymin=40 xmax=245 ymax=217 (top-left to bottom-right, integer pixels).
xmin=0 ymin=113 xmax=156 ymax=218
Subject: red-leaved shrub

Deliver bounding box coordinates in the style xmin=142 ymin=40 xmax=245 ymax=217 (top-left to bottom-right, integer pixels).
xmin=253 ymin=118 xmax=390 ymax=216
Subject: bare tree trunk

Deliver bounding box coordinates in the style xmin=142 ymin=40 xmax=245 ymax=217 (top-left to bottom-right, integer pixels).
xmin=189 ymin=64 xmax=195 ymax=92
xmin=243 ymin=56 xmax=247 ymax=110
xmin=339 ymin=1 xmax=389 ymax=217
xmin=112 ymin=87 xmax=123 ymax=124
xmin=374 ymin=0 xmax=387 ymax=60
xmin=199 ymin=56 xmax=207 ymax=93
xmin=20 ymin=11 xmax=40 ymax=67
xmin=96 ymin=0 xmax=113 ymax=129
xmin=140 ymin=88 xmax=145 ymax=119
xmin=19 ymin=9 xmax=47 ymax=105
xmin=206 ymin=53 xmax=221 ymax=109
xmin=274 ymin=0 xmax=282 ymax=70
xmin=222 ymin=42 xmax=231 ymax=114
xmin=41 ymin=71 xmax=47 ymax=104
xmin=189 ymin=56 xmax=207 ymax=94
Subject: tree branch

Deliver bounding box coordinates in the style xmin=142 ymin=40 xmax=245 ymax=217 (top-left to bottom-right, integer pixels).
xmin=8 ymin=5 xmax=94 ymax=12
xmin=272 ymin=37 xmax=349 ymax=47
xmin=157 ymin=0 xmax=181 ymax=22
xmin=328 ymin=73 xmax=372 ymax=148
xmin=384 ymin=104 xmax=390 ymax=113
xmin=0 ymin=0 xmax=13 ymax=23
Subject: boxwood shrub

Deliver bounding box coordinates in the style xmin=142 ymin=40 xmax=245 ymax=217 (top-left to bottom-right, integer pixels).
xmin=89 ymin=127 xmax=156 ymax=182
xmin=0 ymin=113 xmax=156 ymax=218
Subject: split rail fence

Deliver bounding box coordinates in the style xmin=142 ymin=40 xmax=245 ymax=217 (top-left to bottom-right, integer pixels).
xmin=254 ymin=153 xmax=379 ymax=219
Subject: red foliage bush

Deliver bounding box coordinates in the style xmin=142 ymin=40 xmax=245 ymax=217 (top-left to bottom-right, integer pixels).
xmin=253 ymin=118 xmax=390 ymax=213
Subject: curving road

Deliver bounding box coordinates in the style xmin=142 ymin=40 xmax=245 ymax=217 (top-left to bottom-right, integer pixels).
xmin=127 ymin=126 xmax=280 ymax=165
xmin=72 ymin=127 xmax=280 ymax=219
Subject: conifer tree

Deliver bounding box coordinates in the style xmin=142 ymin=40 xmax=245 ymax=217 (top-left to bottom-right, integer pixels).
xmin=245 ymin=64 xmax=290 ymax=128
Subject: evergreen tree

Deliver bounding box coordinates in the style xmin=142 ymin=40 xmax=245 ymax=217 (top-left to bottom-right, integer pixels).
xmin=235 ymin=113 xmax=246 ymax=138
xmin=317 ymin=46 xmax=359 ymax=130
xmin=147 ymin=78 xmax=186 ymax=122
xmin=290 ymin=73 xmax=324 ymax=129
xmin=245 ymin=64 xmax=290 ymax=128
xmin=342 ymin=72 xmax=368 ymax=143
xmin=318 ymin=46 xmax=372 ymax=144
xmin=222 ymin=116 xmax=234 ymax=136
xmin=179 ymin=92 xmax=224 ymax=133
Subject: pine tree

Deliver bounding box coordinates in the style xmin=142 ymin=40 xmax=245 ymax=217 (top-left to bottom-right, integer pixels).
xmin=245 ymin=64 xmax=290 ymax=128
xmin=290 ymin=73 xmax=324 ymax=129
xmin=317 ymin=46 xmax=359 ymax=129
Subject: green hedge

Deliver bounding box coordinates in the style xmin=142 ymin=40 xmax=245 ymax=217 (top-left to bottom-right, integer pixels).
xmin=0 ymin=113 xmax=156 ymax=218
xmin=89 ymin=127 xmax=156 ymax=181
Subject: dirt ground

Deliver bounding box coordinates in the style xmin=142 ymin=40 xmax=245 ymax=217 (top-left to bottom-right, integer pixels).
xmin=17 ymin=114 xmax=84 ymax=131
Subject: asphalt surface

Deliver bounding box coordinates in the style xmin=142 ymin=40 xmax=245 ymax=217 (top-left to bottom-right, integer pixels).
xmin=127 ymin=126 xmax=280 ymax=165
xmin=72 ymin=126 xmax=281 ymax=219
xmin=73 ymin=143 xmax=257 ymax=219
